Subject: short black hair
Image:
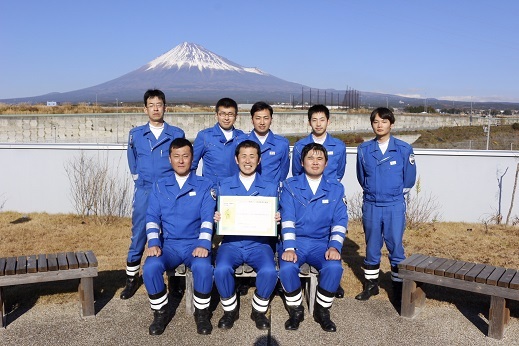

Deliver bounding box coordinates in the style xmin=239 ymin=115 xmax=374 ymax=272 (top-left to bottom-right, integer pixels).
xmin=235 ymin=139 xmax=261 ymax=158
xmin=308 ymin=104 xmax=330 ymax=122
xmin=216 ymin=97 xmax=238 ymax=113
xmin=250 ymin=101 xmax=273 ymax=117
xmin=370 ymin=107 xmax=395 ymax=124
xmin=301 ymin=142 xmax=328 ymax=163
xmin=169 ymin=138 xmax=193 ymax=156
xmin=143 ymin=89 xmax=166 ymax=106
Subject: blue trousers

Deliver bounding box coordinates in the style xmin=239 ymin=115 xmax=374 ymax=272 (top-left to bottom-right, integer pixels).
xmin=279 ymin=240 xmax=343 ymax=293
xmin=214 ymin=242 xmax=277 ymax=300
xmin=362 ymin=201 xmax=406 ymax=267
xmin=143 ymin=239 xmax=213 ymax=295
xmin=127 ymin=185 xmax=150 ymax=264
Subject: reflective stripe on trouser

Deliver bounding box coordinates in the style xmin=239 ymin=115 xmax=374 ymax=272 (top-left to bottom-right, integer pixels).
xmin=127 ymin=185 xmax=151 ymax=263
xmin=143 ymin=240 xmax=213 ymax=295
xmin=283 ymin=287 xmax=303 ymax=307
xmin=194 ymin=290 xmax=211 ymax=310
xmin=149 ymin=288 xmax=168 ymax=310
xmin=363 ymin=263 xmax=380 ymax=280
xmin=279 ymin=240 xmax=343 ymax=293
xmin=362 ymin=202 xmax=406 ymax=267
xmin=221 ymin=293 xmax=237 ymax=312
xmin=252 ymin=290 xmax=270 ymax=313
xmin=126 ymin=260 xmax=141 ymax=277
xmin=391 ymin=265 xmax=403 ymax=282
xmin=316 ymin=286 xmax=335 ymax=309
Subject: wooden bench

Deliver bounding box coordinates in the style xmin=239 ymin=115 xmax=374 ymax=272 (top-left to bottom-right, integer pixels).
xmin=398 ymin=253 xmax=519 ymax=340
xmin=0 ymin=250 xmax=98 ymax=328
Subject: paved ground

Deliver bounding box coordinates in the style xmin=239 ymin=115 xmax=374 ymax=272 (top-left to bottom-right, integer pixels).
xmin=1 ymin=285 xmax=518 ymax=346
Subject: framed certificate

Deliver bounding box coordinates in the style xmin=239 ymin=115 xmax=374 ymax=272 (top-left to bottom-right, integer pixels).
xmin=217 ymin=196 xmax=278 ymax=237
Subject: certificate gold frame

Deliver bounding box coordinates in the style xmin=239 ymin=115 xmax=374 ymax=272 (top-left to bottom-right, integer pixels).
xmin=217 ymin=196 xmax=278 ymax=237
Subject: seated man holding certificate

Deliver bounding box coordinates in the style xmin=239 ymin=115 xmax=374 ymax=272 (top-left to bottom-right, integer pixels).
xmin=214 ymin=140 xmax=279 ymax=330
xmin=279 ymin=142 xmax=348 ymax=332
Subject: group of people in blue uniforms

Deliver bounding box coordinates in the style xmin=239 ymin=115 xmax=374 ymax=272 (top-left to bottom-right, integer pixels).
xmin=120 ymin=89 xmax=417 ymax=336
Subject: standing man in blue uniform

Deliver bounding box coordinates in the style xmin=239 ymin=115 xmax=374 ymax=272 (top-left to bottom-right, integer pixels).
xmin=355 ymin=107 xmax=416 ymax=304
xmin=213 ymin=140 xmax=279 ymax=330
xmin=279 ymin=143 xmax=348 ymax=332
xmin=291 ymin=104 xmax=347 ymax=298
xmin=122 ymin=89 xmax=185 ymax=300
xmin=192 ymin=97 xmax=244 ymax=186
xmin=143 ymin=138 xmax=216 ymax=335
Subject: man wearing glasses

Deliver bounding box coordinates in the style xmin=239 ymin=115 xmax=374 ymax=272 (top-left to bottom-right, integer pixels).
xmin=192 ymin=97 xmax=244 ymax=186
xmin=121 ymin=89 xmax=185 ymax=300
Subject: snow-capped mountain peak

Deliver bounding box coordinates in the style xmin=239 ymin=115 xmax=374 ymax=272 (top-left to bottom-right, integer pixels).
xmin=146 ymin=42 xmax=266 ymax=75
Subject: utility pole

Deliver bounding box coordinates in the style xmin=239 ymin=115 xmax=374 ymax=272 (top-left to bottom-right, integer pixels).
xmin=486 ymin=109 xmax=491 ymax=150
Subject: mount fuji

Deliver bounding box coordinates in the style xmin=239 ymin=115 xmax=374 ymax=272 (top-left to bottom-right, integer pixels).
xmin=4 ymin=42 xmax=315 ymax=104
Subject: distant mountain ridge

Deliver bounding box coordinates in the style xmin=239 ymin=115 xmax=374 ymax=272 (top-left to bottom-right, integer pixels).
xmin=2 ymin=42 xmax=519 ymax=110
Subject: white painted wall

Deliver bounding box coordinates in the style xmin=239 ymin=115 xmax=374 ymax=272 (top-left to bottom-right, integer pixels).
xmin=1 ymin=144 xmax=517 ymax=223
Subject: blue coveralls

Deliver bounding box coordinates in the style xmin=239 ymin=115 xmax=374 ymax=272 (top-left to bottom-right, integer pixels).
xmin=214 ymin=173 xmax=278 ymax=313
xmin=279 ymin=174 xmax=348 ymax=308
xmin=126 ymin=122 xmax=185 ymax=276
xmin=291 ymin=133 xmax=347 ymax=180
xmin=143 ymin=173 xmax=216 ymax=310
xmin=356 ymin=136 xmax=417 ymax=281
xmin=237 ymin=130 xmax=290 ymax=185
xmin=192 ymin=123 xmax=244 ymax=186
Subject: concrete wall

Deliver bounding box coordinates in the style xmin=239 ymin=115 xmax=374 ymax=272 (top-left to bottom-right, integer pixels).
xmin=1 ymin=143 xmax=518 ymax=223
xmin=0 ymin=112 xmax=514 ymax=144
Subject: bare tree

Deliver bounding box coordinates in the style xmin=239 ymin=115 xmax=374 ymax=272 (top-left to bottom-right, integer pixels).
xmin=347 ymin=191 xmax=363 ymax=222
xmin=505 ymin=162 xmax=519 ymax=226
xmin=405 ymin=177 xmax=442 ymax=230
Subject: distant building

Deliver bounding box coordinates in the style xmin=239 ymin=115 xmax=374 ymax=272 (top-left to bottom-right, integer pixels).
xmin=46 ymin=101 xmax=58 ymax=107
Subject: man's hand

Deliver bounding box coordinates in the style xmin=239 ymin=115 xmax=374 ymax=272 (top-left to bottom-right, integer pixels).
xmin=213 ymin=211 xmax=221 ymax=222
xmin=325 ymin=247 xmax=341 ymax=261
xmin=192 ymin=247 xmax=209 ymax=258
xmin=147 ymin=246 xmax=162 ymax=257
xmin=282 ymin=249 xmax=298 ymax=263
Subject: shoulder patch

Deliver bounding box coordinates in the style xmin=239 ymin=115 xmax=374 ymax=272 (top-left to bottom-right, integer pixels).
xmin=409 ymin=154 xmax=415 ymax=165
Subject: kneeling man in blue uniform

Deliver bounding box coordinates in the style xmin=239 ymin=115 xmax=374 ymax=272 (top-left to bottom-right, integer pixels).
xmin=279 ymin=143 xmax=348 ymax=332
xmin=213 ymin=140 xmax=279 ymax=330
xmin=143 ymin=138 xmax=216 ymax=336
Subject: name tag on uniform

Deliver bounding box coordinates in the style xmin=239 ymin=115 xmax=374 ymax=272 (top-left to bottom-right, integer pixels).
xmin=269 ymin=151 xmax=276 ymax=155
xmin=390 ymin=161 xmax=397 ymax=165
xmin=322 ymin=199 xmax=329 ymax=204
xmin=328 ymin=151 xmax=334 ymax=156
xmin=189 ymin=191 xmax=197 ymax=196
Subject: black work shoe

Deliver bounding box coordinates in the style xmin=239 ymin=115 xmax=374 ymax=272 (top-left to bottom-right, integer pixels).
xmin=354 ymin=280 xmax=379 ymax=301
xmin=313 ymin=304 xmax=336 ymax=332
xmin=217 ymin=309 xmax=239 ymax=329
xmin=194 ymin=308 xmax=213 ymax=335
xmin=251 ymin=309 xmax=270 ymax=330
xmin=120 ymin=275 xmax=140 ymax=300
xmin=149 ymin=306 xmax=169 ymax=335
xmin=335 ymin=284 xmax=345 ymax=299
xmin=284 ymin=305 xmax=304 ymax=331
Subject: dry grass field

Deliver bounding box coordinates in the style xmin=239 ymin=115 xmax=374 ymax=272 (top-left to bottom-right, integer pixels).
xmin=1 ymin=211 xmax=518 ymax=314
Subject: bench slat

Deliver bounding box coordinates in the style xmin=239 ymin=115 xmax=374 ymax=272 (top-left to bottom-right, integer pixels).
xmin=444 ymin=261 xmax=466 ymax=278
xmin=424 ymin=258 xmax=448 ymax=274
xmin=5 ymin=257 xmax=17 ymax=275
xmin=38 ymin=254 xmax=48 ymax=272
xmin=404 ymin=254 xmax=429 ymax=271
xmin=434 ymin=259 xmax=458 ymax=276
xmin=455 ymin=262 xmax=476 ymax=280
xmin=415 ymin=256 xmax=439 ymax=273
xmin=0 ymin=258 xmax=6 ymax=276
xmin=465 ymin=263 xmax=486 ymax=282
xmin=398 ymin=253 xmax=423 ymax=270
xmin=510 ymin=272 xmax=519 ymax=290
xmin=487 ymin=267 xmax=507 ymax=286
xmin=498 ymin=269 xmax=517 ymax=288
xmin=16 ymin=256 xmax=27 ymax=275
xmin=76 ymin=252 xmax=88 ymax=268
xmin=66 ymin=252 xmax=79 ymax=269
xmin=57 ymin=253 xmax=68 ymax=270
xmin=476 ymin=265 xmax=497 ymax=284
xmin=27 ymin=255 xmax=37 ymax=274
xmin=47 ymin=254 xmax=58 ymax=271
xmin=84 ymin=250 xmax=98 ymax=267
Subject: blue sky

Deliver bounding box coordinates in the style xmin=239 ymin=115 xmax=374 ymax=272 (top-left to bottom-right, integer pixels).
xmin=1 ymin=1 xmax=518 ymax=102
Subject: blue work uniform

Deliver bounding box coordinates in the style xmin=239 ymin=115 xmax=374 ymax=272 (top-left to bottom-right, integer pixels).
xmin=237 ymin=130 xmax=290 ymax=185
xmin=192 ymin=123 xmax=244 ymax=186
xmin=291 ymin=133 xmax=347 ymax=180
xmin=126 ymin=122 xmax=185 ymax=275
xmin=214 ymin=173 xmax=278 ymax=313
xmin=356 ymin=135 xmax=416 ymax=281
xmin=143 ymin=172 xmax=215 ymax=310
xmin=279 ymin=174 xmax=348 ymax=307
